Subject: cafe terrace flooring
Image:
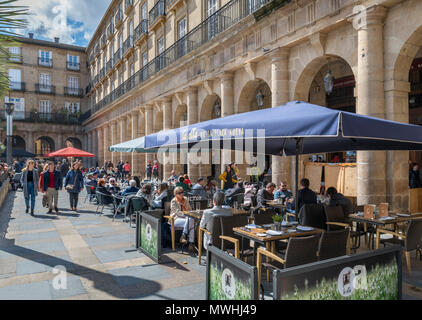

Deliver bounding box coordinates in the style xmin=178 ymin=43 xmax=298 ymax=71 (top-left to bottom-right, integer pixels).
xmin=0 ymin=189 xmax=421 ymax=300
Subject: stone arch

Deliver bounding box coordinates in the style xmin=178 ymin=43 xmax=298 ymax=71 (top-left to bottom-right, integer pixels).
xmin=3 ymin=135 xmax=26 ymax=151
xmin=237 ymin=79 xmax=272 ymax=114
xmin=35 ymin=136 xmax=55 ymax=157
xmin=173 ymin=104 xmax=187 ymax=128
xmin=65 ymin=137 xmax=82 ymax=149
xmin=199 ymin=94 xmax=221 ymax=121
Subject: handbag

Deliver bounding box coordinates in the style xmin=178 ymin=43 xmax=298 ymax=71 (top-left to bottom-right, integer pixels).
xmin=42 ymin=194 xmax=48 ymax=207
xmin=65 ymin=172 xmax=77 ymax=191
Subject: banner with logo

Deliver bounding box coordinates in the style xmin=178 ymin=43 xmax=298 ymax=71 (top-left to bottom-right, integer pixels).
xmin=273 ymin=246 xmax=402 ymax=300
xmin=136 ymin=211 xmax=162 ymax=263
xmin=206 ymin=245 xmax=258 ymax=300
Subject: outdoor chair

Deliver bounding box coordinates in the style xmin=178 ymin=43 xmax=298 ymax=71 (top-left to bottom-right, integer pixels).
xmin=254 ymin=211 xmax=275 ymax=225
xmin=198 ymin=215 xmax=223 ymax=264
xmin=220 ymin=215 xmax=254 ymax=263
xmin=163 ymin=213 xmax=187 ymax=252
xmin=318 ymin=228 xmax=350 ymax=261
xmin=325 ymin=206 xmax=360 ymax=253
xmin=257 ymin=234 xmax=320 ymax=290
xmin=376 ymin=218 xmax=422 ymax=276
xmin=112 ymin=194 xmax=126 ymax=221
xmin=190 ymin=199 xmax=209 ymax=210
xmin=84 ymin=185 xmax=96 ymax=203
xmin=297 ymin=204 xmax=327 ymax=230
xmin=95 ymin=191 xmax=114 ymax=215
xmin=231 ymin=193 xmax=245 ymax=209
xmin=128 ymin=197 xmax=148 ymax=227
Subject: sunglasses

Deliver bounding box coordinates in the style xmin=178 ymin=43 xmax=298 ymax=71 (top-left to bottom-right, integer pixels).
xmin=176 ymin=192 xmax=184 ymax=195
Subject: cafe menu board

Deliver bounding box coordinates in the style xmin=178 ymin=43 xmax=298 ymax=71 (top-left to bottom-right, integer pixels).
xmin=206 ymin=245 xmax=258 ymax=300
xmin=273 ymin=246 xmax=402 ymax=300
xmin=364 ymin=204 xmax=375 ymax=219
xmin=136 ymin=211 xmax=162 ymax=263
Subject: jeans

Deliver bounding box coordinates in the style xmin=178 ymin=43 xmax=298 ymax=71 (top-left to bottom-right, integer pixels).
xmin=174 ymin=217 xmax=195 ymax=243
xmin=25 ymin=182 xmax=36 ymax=209
xmin=69 ymin=192 xmax=79 ymax=208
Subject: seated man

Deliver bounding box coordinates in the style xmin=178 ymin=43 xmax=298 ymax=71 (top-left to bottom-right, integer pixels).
xmin=190 ymin=177 xmax=208 ymax=199
xmin=121 ymin=180 xmax=139 ymax=196
xmin=167 ymin=170 xmax=179 ymax=185
xmin=255 ymin=182 xmax=277 ymax=213
xmin=293 ymin=178 xmax=317 ymax=211
xmin=326 ymin=187 xmax=354 ymax=219
xmin=225 ymin=179 xmax=245 ymax=206
xmin=107 ymin=177 xmax=121 ymax=194
xmin=200 ymin=192 xmax=232 ymax=249
xmin=274 ymin=181 xmax=294 ymax=210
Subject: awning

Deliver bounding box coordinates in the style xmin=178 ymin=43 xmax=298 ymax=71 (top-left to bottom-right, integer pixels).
xmin=109 ymin=136 xmax=158 ymax=153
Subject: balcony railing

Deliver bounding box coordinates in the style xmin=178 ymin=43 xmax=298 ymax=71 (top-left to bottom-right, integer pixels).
xmin=135 ymin=19 xmax=148 ymax=42
xmin=99 ymin=67 xmax=105 ymax=80
xmin=64 ymin=87 xmax=84 ymax=97
xmin=9 ymin=54 xmax=23 ymax=63
xmin=0 ymin=110 xmax=82 ymax=125
xmin=88 ymin=0 xmax=290 ymax=120
xmin=149 ymin=0 xmax=165 ymax=26
xmin=114 ymin=48 xmax=122 ymax=64
xmin=38 ymin=57 xmax=53 ymax=67
xmin=123 ymin=36 xmax=134 ymax=55
xmin=107 ymin=22 xmax=115 ymax=39
xmin=67 ymin=62 xmax=80 ymax=71
xmin=115 ymin=9 xmax=123 ymax=27
xmin=35 ymin=84 xmax=56 ymax=95
xmin=9 ymin=81 xmax=25 ymax=92
xmin=125 ymin=0 xmax=134 ymax=12
xmin=95 ymin=44 xmax=100 ymax=56
xmin=101 ymin=35 xmax=107 ymax=48
xmin=106 ymin=58 xmax=114 ymax=73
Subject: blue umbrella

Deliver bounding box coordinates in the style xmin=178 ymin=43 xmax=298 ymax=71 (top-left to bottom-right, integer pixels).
xmin=145 ymin=101 xmax=422 ymax=213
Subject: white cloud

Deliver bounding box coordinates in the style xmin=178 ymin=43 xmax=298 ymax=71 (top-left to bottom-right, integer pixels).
xmin=15 ymin=0 xmax=111 ymax=46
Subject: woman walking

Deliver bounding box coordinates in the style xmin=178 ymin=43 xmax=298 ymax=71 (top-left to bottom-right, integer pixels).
xmin=64 ymin=162 xmax=84 ymax=212
xmin=21 ymin=160 xmax=39 ymax=216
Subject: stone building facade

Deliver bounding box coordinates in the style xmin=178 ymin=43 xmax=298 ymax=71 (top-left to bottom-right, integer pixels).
xmin=2 ymin=35 xmax=87 ymax=158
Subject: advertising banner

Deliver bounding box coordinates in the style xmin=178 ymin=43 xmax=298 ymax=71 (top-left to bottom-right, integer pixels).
xmin=136 ymin=211 xmax=162 ymax=263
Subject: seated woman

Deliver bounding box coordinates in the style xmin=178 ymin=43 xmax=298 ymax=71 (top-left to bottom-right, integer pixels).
xmin=152 ymin=183 xmax=168 ymax=209
xmin=170 ymin=187 xmax=196 ymax=253
xmin=96 ymin=178 xmax=113 ymax=205
xmin=136 ymin=184 xmax=153 ymax=207
xmin=121 ymin=180 xmax=139 ymax=196
xmin=175 ymin=176 xmax=190 ymax=192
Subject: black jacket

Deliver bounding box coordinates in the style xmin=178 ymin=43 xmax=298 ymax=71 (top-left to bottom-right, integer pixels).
xmin=297 ymin=187 xmax=317 ymax=211
xmin=409 ymin=170 xmax=421 ymax=189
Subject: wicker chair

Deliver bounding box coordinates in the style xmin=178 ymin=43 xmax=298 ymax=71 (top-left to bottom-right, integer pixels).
xmin=257 ymin=234 xmax=320 ymax=290
xmin=318 ymin=228 xmax=350 ymax=261
xmin=220 ymin=215 xmax=254 ymax=263
xmin=376 ymin=219 xmax=422 ymax=276
xmin=297 ymin=204 xmax=327 ymax=230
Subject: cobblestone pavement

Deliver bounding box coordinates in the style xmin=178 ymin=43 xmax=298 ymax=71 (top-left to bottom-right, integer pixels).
xmin=0 ymin=189 xmax=205 ymax=300
xmin=0 ymin=188 xmax=421 ymax=300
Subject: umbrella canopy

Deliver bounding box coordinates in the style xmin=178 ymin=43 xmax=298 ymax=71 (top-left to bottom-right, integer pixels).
xmin=47 ymin=147 xmax=94 ymax=158
xmin=109 ymin=136 xmax=158 ymax=153
xmin=144 ymin=101 xmax=422 ymax=155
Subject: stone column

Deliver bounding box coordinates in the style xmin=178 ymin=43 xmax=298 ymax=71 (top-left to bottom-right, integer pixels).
xmin=356 ymin=6 xmax=387 ymax=205
xmin=131 ymin=110 xmax=141 ymax=176
xmin=97 ymin=126 xmax=104 ymax=167
xmin=57 ymin=134 xmax=64 ymax=151
xmin=187 ymin=87 xmax=200 ymax=182
xmin=385 ymin=80 xmax=411 ymax=211
xmin=26 ymin=131 xmax=34 ymax=154
xmin=119 ymin=116 xmax=127 ymax=164
xmin=103 ymin=124 xmax=110 ymax=166
xmin=144 ymin=104 xmax=154 ymax=170
xmin=270 ymin=48 xmax=291 ymax=187
xmin=162 ymin=97 xmax=173 ymax=181
xmin=220 ymin=72 xmax=234 ymax=172
xmin=111 ymin=121 xmax=118 ymax=165
xmin=87 ymin=131 xmax=93 ymax=167
xmin=138 ymin=111 xmax=146 ymax=179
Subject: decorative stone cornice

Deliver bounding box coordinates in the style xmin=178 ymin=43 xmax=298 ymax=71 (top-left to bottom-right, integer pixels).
xmin=245 ymin=62 xmax=257 ymax=81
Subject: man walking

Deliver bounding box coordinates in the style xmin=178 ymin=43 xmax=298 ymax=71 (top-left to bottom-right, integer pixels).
xmin=43 ymin=162 xmax=62 ymax=214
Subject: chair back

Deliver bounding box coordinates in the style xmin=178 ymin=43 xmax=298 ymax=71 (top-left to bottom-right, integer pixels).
xmin=164 ymin=201 xmax=171 ymax=216
xmin=232 ymin=193 xmax=245 ymax=207
xmin=298 ymin=204 xmax=327 ymax=230
xmin=325 ymin=206 xmax=346 ymax=231
xmin=208 ymin=215 xmax=223 ymax=249
xmin=95 ymin=191 xmax=103 ymax=205
xmin=284 ymin=234 xmax=320 ymax=268
xmin=254 ymin=211 xmax=274 ymax=225
xmin=85 ymin=185 xmax=93 ymax=194
xmin=219 ymin=215 xmax=249 ymax=251
xmin=318 ymin=229 xmax=349 ymax=261
xmin=406 ymin=219 xmax=422 ymax=251
xmin=131 ymin=197 xmax=148 ymax=212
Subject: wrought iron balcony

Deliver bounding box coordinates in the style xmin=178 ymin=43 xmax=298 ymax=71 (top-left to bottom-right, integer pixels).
xmin=0 ymin=110 xmax=83 ymax=125
xmin=67 ymin=61 xmax=80 ymax=71
xmin=107 ymin=22 xmax=115 ymax=39
xmin=9 ymin=81 xmax=25 ymax=92
xmin=35 ymin=84 xmax=56 ymax=95
xmin=8 ymin=54 xmax=23 ymax=63
xmin=95 ymin=44 xmax=100 ymax=56
xmin=125 ymin=0 xmax=134 ymax=13
xmin=38 ymin=57 xmax=53 ymax=67
xmin=135 ymin=19 xmax=148 ymax=43
xmin=115 ymin=8 xmax=123 ymax=28
xmin=99 ymin=67 xmax=105 ymax=80
xmin=114 ymin=48 xmax=122 ymax=64
xmin=106 ymin=58 xmax=114 ymax=73
xmin=123 ymin=36 xmax=134 ymax=56
xmin=149 ymin=0 xmax=165 ymax=28
xmin=101 ymin=34 xmax=107 ymax=48
xmin=64 ymin=87 xmax=84 ymax=97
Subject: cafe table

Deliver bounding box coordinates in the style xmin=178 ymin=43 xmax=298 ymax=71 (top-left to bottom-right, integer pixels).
xmin=348 ymin=212 xmax=422 ymax=249
xmin=233 ymin=224 xmax=324 ymax=265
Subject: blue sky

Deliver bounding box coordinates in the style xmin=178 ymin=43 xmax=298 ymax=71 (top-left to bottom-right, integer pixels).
xmin=15 ymin=0 xmax=111 ymax=47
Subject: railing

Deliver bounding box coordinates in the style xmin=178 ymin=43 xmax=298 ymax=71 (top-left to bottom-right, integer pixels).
xmin=101 ymin=35 xmax=107 ymax=47
xmin=64 ymin=87 xmax=84 ymax=97
xmin=135 ymin=19 xmax=148 ymax=41
xmin=114 ymin=48 xmax=122 ymax=64
xmin=123 ymin=35 xmax=134 ymax=54
xmin=0 ymin=110 xmax=83 ymax=125
xmin=106 ymin=58 xmax=114 ymax=73
xmin=107 ymin=22 xmax=115 ymax=38
xmin=67 ymin=62 xmax=80 ymax=71
xmin=88 ymin=0 xmax=290 ymax=119
xmin=86 ymin=83 xmax=92 ymax=95
xmin=38 ymin=57 xmax=53 ymax=67
xmin=8 ymin=54 xmax=23 ymax=63
xmin=9 ymin=82 xmax=25 ymax=91
xmin=149 ymin=0 xmax=165 ymax=26
xmin=95 ymin=44 xmax=100 ymax=55
xmin=99 ymin=67 xmax=105 ymax=80
xmin=35 ymin=84 xmax=56 ymax=94
xmin=115 ymin=8 xmax=123 ymax=27
xmin=125 ymin=0 xmax=134 ymax=12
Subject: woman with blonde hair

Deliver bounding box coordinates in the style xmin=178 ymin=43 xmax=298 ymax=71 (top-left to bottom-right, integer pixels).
xmin=64 ymin=161 xmax=84 ymax=212
xmin=20 ymin=160 xmax=39 ymax=216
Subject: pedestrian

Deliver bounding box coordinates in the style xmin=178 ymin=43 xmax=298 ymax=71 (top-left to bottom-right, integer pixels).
xmin=146 ymin=160 xmax=152 ymax=180
xmin=43 ymin=162 xmax=62 ymax=214
xmin=21 ymin=159 xmax=39 ymax=216
xmin=409 ymin=163 xmax=421 ymax=189
xmin=123 ymin=161 xmax=131 ymax=176
xmin=64 ymin=162 xmax=84 ymax=212
xmin=152 ymin=160 xmax=159 ymax=181
xmin=219 ymin=164 xmax=237 ymax=191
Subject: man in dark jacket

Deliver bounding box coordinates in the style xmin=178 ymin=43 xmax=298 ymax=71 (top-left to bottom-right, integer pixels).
xmin=326 ymin=187 xmax=354 ymax=219
xmin=295 ymin=178 xmax=317 ymax=211
xmin=225 ymin=180 xmax=245 ymax=206
xmin=409 ymin=163 xmax=421 ymax=189
xmin=255 ymin=182 xmax=276 ymax=213
xmin=43 ymin=162 xmax=62 ymax=214
xmin=60 ymin=160 xmax=69 ymax=185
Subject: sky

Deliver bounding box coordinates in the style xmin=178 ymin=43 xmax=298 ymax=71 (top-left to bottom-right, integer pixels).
xmin=14 ymin=0 xmax=112 ymax=47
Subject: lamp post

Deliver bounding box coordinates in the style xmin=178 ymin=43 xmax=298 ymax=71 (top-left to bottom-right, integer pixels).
xmin=213 ymin=100 xmax=221 ymax=117
xmin=256 ymin=90 xmax=264 ymax=109
xmin=5 ymin=102 xmax=15 ymax=165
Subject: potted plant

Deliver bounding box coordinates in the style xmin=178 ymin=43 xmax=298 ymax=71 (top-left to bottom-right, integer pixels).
xmin=272 ymin=214 xmax=283 ymax=231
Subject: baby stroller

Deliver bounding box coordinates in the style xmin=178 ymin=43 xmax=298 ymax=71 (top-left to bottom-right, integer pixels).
xmin=11 ymin=172 xmax=23 ymax=191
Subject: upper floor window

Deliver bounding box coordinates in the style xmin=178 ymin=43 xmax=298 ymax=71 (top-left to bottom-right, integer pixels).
xmin=5 ymin=96 xmax=25 ymax=119
xmin=8 ymin=69 xmax=22 ymax=90
xmin=207 ymin=0 xmax=218 ymax=17
xmin=65 ymin=102 xmax=80 ymax=114
xmin=39 ymin=50 xmax=52 ymax=67
xmin=178 ymin=18 xmax=186 ymax=39
xmin=141 ymin=2 xmax=147 ymax=20
xmin=9 ymin=47 xmax=22 ymax=62
xmin=157 ymin=37 xmax=164 ymax=55
xmin=67 ymin=54 xmax=80 ymax=70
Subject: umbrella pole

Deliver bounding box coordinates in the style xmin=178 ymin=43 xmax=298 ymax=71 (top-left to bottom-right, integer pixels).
xmin=294 ymin=139 xmax=301 ymax=217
